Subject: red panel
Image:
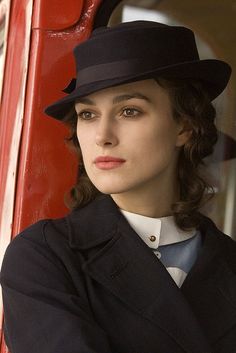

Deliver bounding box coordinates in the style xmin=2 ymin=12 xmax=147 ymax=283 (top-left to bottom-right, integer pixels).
xmin=13 ymin=0 xmax=102 ymax=232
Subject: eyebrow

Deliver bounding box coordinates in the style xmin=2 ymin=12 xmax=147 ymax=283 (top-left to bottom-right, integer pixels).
xmin=113 ymin=93 xmax=152 ymax=105
xmin=75 ymin=93 xmax=152 ymax=106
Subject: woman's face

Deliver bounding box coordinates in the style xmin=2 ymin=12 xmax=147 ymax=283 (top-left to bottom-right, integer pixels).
xmin=75 ymin=79 xmax=189 ymax=199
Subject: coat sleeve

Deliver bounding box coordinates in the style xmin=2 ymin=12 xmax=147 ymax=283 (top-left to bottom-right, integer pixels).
xmin=0 ymin=221 xmax=112 ymax=353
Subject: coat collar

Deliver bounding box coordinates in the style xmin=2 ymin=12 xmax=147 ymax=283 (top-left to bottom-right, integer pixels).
xmin=67 ymin=195 xmax=122 ymax=249
xmin=66 ymin=195 xmax=236 ymax=351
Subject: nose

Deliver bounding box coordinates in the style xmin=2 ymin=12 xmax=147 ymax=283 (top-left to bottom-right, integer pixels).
xmin=95 ymin=118 xmax=118 ymax=147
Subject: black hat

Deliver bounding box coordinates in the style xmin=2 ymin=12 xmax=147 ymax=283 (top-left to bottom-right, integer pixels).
xmin=45 ymin=20 xmax=231 ymax=120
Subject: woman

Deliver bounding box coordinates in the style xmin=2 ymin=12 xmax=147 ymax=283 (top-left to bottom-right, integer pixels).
xmin=1 ymin=20 xmax=235 ymax=353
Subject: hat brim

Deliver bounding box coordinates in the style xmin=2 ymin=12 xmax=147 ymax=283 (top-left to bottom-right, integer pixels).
xmin=45 ymin=59 xmax=231 ymax=120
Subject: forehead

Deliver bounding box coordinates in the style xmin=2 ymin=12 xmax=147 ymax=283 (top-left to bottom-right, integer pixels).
xmin=75 ymin=78 xmax=169 ymax=105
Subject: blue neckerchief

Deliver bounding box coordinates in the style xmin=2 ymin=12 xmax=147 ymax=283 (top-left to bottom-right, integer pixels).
xmin=154 ymin=231 xmax=202 ymax=274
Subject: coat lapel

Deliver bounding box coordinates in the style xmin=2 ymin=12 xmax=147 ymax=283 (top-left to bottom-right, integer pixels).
xmin=67 ymin=195 xmax=211 ymax=353
xmin=182 ymin=217 xmax=236 ymax=346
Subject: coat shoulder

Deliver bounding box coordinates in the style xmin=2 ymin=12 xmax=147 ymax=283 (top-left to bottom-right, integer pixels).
xmin=2 ymin=216 xmax=68 ymax=257
xmin=0 ymin=214 xmax=79 ymax=287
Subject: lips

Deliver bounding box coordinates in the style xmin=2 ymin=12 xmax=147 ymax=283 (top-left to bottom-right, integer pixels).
xmin=95 ymin=156 xmax=126 ymax=163
xmin=94 ymin=156 xmax=126 ymax=170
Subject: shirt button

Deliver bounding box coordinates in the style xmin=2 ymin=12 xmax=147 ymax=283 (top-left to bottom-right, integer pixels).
xmin=149 ymin=235 xmax=156 ymax=242
xmin=155 ymin=251 xmax=161 ymax=259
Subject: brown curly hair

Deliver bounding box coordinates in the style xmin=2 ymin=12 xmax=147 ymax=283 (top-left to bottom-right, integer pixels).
xmin=62 ymin=78 xmax=217 ymax=230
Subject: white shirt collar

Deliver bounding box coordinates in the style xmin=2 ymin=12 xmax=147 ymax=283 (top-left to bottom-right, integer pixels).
xmin=120 ymin=209 xmax=196 ymax=249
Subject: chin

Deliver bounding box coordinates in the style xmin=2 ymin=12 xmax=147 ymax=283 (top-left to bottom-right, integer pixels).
xmin=93 ymin=184 xmax=127 ymax=195
xmin=90 ymin=178 xmax=131 ymax=195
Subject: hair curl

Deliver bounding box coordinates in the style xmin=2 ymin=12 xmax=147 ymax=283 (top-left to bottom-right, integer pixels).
xmin=62 ymin=78 xmax=217 ymax=230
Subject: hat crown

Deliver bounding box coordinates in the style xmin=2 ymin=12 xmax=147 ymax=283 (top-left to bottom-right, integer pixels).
xmin=73 ymin=20 xmax=199 ymax=77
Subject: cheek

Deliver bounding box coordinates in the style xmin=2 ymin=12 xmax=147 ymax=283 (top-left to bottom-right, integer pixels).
xmin=138 ymin=121 xmax=179 ymax=157
xmin=76 ymin=131 xmax=93 ymax=160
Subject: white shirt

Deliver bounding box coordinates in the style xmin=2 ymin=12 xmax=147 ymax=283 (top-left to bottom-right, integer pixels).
xmin=120 ymin=209 xmax=198 ymax=287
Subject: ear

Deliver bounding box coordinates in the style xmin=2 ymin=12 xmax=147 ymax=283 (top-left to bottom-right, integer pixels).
xmin=175 ymin=118 xmax=193 ymax=147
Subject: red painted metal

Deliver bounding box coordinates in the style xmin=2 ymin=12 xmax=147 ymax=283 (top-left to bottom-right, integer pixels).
xmin=13 ymin=0 xmax=102 ymax=233
xmin=0 ymin=0 xmax=26 ymax=240
xmin=32 ymin=0 xmax=84 ymax=30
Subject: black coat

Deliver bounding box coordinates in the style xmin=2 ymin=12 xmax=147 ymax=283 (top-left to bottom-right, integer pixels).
xmin=1 ymin=195 xmax=236 ymax=353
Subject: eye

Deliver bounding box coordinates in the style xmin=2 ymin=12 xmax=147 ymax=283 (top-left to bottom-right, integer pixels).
xmin=77 ymin=110 xmax=96 ymax=120
xmin=122 ymin=107 xmax=142 ymax=118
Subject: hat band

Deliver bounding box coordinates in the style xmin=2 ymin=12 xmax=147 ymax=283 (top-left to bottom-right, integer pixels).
xmin=76 ymin=59 xmax=155 ymax=87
